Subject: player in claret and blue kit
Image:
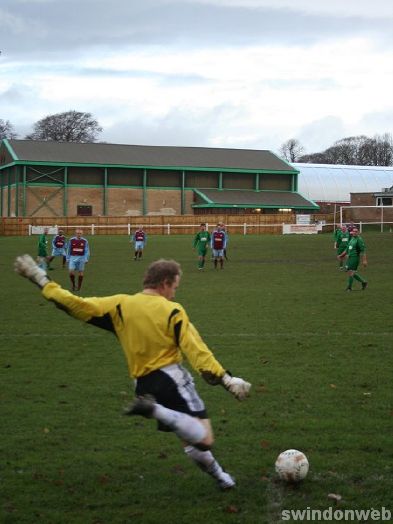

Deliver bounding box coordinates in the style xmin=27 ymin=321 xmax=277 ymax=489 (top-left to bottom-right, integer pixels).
xmin=66 ymin=228 xmax=90 ymax=292
xmin=47 ymin=229 xmax=67 ymax=269
xmin=211 ymin=224 xmax=227 ymax=269
xmin=132 ymin=226 xmax=147 ymax=261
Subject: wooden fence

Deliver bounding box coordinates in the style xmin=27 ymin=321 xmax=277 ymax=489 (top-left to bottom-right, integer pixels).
xmin=0 ymin=214 xmax=334 ymax=236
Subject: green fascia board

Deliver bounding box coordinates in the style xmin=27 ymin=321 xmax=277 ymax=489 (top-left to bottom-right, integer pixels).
xmin=23 ymin=184 xmax=190 ymax=189
xmin=100 ymin=185 xmax=186 ymax=190
xmin=102 ymin=184 xmax=142 ymax=189
xmin=2 ymin=139 xmax=19 ymax=161
xmin=4 ymin=159 xmax=297 ymax=175
xmin=193 ymin=188 xmax=215 ymax=204
xmin=0 ymin=161 xmax=17 ymax=171
xmin=64 ymin=184 xmax=103 ymax=188
xmin=19 ymin=182 xmax=64 ymax=187
xmin=192 ymin=201 xmax=319 ymax=210
xmin=193 ymin=187 xmax=303 ymax=194
xmin=21 ymin=182 xmax=97 ymax=188
xmin=191 ymin=199 xmax=319 ymax=209
xmin=142 ymin=186 xmax=186 ymax=190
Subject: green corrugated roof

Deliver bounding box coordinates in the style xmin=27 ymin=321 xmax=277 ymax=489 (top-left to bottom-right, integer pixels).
xmin=193 ymin=189 xmax=319 ymax=209
xmin=4 ymin=139 xmax=296 ymax=172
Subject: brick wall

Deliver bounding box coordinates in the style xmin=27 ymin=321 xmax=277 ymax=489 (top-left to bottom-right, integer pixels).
xmin=147 ymin=189 xmax=182 ymax=214
xmin=350 ymin=193 xmax=375 ymax=206
xmin=26 ymin=186 xmax=64 ymax=217
xmin=107 ymin=188 xmax=143 ymax=216
xmin=67 ymin=187 xmax=104 ymax=216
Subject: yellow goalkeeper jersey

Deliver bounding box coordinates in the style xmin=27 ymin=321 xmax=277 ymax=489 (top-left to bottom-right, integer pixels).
xmin=42 ymin=282 xmax=225 ymax=379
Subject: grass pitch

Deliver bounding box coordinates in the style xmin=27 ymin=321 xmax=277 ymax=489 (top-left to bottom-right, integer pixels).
xmin=1 ymin=232 xmax=392 ymax=523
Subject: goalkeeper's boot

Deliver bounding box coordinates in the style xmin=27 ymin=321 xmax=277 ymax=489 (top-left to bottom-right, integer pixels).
xmin=362 ymin=281 xmax=368 ymax=290
xmin=206 ymin=460 xmax=236 ymax=490
xmin=217 ymin=471 xmax=236 ymax=490
xmin=123 ymin=395 xmax=155 ymax=418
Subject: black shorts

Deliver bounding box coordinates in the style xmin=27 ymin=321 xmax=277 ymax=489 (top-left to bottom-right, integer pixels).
xmin=135 ymin=364 xmax=208 ymax=431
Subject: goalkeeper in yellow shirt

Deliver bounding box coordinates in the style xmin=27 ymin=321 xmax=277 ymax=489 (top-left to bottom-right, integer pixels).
xmin=14 ymin=255 xmax=251 ymax=490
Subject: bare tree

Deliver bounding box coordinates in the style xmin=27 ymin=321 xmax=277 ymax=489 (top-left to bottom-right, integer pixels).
xmin=26 ymin=110 xmax=103 ymax=143
xmin=278 ymin=138 xmax=304 ymax=162
xmin=324 ymin=136 xmax=367 ymax=165
xmin=362 ymin=133 xmax=393 ymax=166
xmin=298 ymin=152 xmax=330 ymax=164
xmin=0 ymin=119 xmax=18 ymax=140
xmin=298 ymin=133 xmax=393 ymax=167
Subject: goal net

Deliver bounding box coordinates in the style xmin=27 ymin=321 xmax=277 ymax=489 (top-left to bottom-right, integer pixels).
xmin=339 ymin=205 xmax=393 ymax=233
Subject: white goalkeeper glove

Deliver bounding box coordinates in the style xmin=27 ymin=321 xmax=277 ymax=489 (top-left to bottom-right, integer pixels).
xmin=221 ymin=372 xmax=251 ymax=401
xmin=14 ymin=254 xmax=50 ymax=288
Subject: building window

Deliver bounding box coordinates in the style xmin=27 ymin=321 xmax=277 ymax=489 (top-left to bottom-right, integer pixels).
xmin=77 ymin=205 xmax=93 ymax=216
xmin=377 ymin=197 xmax=393 ymax=206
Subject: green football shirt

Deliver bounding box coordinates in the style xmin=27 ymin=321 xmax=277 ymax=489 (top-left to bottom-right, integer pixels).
xmin=193 ymin=231 xmax=211 ymax=253
xmin=37 ymin=234 xmax=48 ymax=257
xmin=347 ymin=236 xmax=365 ymax=258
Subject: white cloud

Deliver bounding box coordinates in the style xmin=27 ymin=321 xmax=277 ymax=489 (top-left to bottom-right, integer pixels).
xmin=0 ymin=8 xmax=28 ymax=32
xmin=177 ymin=0 xmax=393 ymax=19
xmin=0 ymin=0 xmax=392 ymax=153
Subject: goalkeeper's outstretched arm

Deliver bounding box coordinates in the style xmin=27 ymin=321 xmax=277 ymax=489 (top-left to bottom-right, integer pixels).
xmin=14 ymin=254 xmax=120 ymax=328
xmin=14 ymin=254 xmax=51 ymax=288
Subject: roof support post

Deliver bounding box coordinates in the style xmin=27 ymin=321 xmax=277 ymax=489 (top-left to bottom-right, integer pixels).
xmin=143 ymin=169 xmax=147 ymax=215
xmin=63 ymin=166 xmax=68 ymax=216
xmin=7 ymin=169 xmax=11 ymax=217
xmin=103 ymin=167 xmax=108 ymax=216
xmin=219 ymin=172 xmax=223 ymax=189
xmin=22 ymin=166 xmax=27 ymax=217
xmin=292 ymin=173 xmax=297 ymax=192
xmin=255 ymin=173 xmax=260 ymax=191
xmin=15 ymin=166 xmax=19 ymax=217
xmin=181 ymin=170 xmax=185 ymax=215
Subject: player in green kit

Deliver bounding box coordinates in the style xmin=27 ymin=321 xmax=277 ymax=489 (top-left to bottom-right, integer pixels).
xmin=334 ymin=224 xmax=350 ymax=269
xmin=37 ymin=227 xmax=49 ymax=270
xmin=193 ymin=223 xmax=211 ymax=270
xmin=338 ymin=228 xmax=368 ymax=291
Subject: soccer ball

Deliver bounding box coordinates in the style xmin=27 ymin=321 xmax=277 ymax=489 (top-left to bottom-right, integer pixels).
xmin=275 ymin=449 xmax=309 ymax=482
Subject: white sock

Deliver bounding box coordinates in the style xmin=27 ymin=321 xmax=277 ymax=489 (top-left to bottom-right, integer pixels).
xmin=184 ymin=445 xmax=228 ymax=482
xmin=153 ymin=404 xmax=207 ymax=444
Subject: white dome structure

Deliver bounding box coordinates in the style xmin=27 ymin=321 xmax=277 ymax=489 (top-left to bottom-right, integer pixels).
xmin=294 ymin=163 xmax=393 ymax=203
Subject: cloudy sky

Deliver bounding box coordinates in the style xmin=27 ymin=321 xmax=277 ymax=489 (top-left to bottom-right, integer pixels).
xmin=1 ymin=0 xmax=392 ymax=155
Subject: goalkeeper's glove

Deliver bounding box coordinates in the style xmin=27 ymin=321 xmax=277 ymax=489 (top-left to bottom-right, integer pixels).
xmin=221 ymin=372 xmax=251 ymax=401
xmin=14 ymin=254 xmax=50 ymax=288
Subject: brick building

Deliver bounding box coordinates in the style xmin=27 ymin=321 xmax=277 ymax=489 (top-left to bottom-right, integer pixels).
xmin=0 ymin=139 xmax=318 ymax=217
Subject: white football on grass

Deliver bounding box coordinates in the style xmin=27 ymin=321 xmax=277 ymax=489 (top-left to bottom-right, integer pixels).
xmin=275 ymin=449 xmax=309 ymax=482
